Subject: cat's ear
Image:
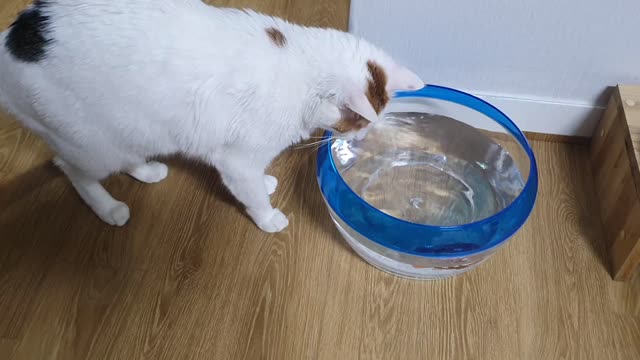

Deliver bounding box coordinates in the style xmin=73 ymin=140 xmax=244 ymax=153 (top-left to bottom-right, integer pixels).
xmin=386 ymin=64 xmax=424 ymax=92
xmin=345 ymin=92 xmax=379 ymax=123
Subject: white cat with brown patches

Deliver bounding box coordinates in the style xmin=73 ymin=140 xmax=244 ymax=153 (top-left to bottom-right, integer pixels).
xmin=0 ymin=0 xmax=423 ymax=233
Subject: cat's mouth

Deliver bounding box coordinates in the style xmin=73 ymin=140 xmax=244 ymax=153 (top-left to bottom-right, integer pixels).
xmin=326 ymin=110 xmax=372 ymax=142
xmin=330 ymin=108 xmax=371 ymax=134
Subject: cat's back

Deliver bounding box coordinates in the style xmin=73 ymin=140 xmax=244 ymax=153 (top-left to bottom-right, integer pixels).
xmin=3 ymin=0 xmax=257 ymax=78
xmin=3 ymin=0 xmax=293 ymax=94
xmin=1 ymin=0 xmax=287 ymax=123
xmin=0 ymin=0 xmax=307 ymax=155
xmin=38 ymin=0 xmax=216 ymax=74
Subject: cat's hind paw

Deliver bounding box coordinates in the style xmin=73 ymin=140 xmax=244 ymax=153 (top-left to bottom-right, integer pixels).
xmin=128 ymin=161 xmax=168 ymax=184
xmin=264 ymin=175 xmax=278 ymax=195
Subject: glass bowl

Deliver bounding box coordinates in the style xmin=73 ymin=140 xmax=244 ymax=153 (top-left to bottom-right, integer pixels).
xmin=316 ymin=85 xmax=538 ymax=280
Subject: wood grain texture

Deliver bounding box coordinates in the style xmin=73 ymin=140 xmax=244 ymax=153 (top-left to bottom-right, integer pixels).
xmin=590 ymin=85 xmax=640 ymax=281
xmin=1 ymin=1 xmax=639 ymax=359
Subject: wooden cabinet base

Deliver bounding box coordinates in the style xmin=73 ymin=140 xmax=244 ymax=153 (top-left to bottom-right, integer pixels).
xmin=591 ymin=85 xmax=640 ymax=281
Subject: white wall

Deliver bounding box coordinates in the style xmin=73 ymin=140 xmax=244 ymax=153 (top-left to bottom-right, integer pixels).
xmin=349 ymin=0 xmax=640 ymax=136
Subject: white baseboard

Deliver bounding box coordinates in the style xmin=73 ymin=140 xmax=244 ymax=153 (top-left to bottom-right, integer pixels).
xmin=470 ymin=91 xmax=604 ymax=137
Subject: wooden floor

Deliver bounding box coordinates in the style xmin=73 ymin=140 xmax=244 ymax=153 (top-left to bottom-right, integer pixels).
xmin=1 ymin=1 xmax=639 ymax=359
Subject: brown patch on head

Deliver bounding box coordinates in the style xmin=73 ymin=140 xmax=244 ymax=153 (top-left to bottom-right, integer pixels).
xmin=266 ymin=27 xmax=287 ymax=47
xmin=330 ymin=61 xmax=390 ymax=133
xmin=366 ymin=60 xmax=390 ymax=114
xmin=332 ymin=110 xmax=370 ymax=133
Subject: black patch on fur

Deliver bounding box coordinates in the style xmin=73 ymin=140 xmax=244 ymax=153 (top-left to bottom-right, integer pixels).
xmin=5 ymin=1 xmax=53 ymax=62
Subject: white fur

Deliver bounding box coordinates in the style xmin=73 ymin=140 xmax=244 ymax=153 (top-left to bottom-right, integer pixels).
xmin=0 ymin=0 xmax=423 ymax=232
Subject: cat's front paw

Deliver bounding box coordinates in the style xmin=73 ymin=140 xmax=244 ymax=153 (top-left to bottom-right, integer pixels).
xmin=253 ymin=208 xmax=289 ymax=233
xmin=97 ymin=201 xmax=130 ymax=227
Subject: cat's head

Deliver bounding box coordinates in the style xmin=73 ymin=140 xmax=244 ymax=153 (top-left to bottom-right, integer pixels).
xmin=317 ymin=41 xmax=424 ymax=139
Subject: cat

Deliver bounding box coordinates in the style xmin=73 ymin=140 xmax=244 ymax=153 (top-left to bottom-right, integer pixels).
xmin=0 ymin=0 xmax=423 ymax=233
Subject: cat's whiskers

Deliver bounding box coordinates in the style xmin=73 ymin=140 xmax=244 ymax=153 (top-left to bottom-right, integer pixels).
xmin=293 ymin=138 xmax=333 ymax=150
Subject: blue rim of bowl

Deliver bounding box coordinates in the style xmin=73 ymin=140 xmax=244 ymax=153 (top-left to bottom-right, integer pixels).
xmin=316 ymin=84 xmax=539 ymax=258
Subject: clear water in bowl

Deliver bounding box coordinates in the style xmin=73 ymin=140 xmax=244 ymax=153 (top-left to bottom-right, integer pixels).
xmin=331 ymin=112 xmax=525 ymax=227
